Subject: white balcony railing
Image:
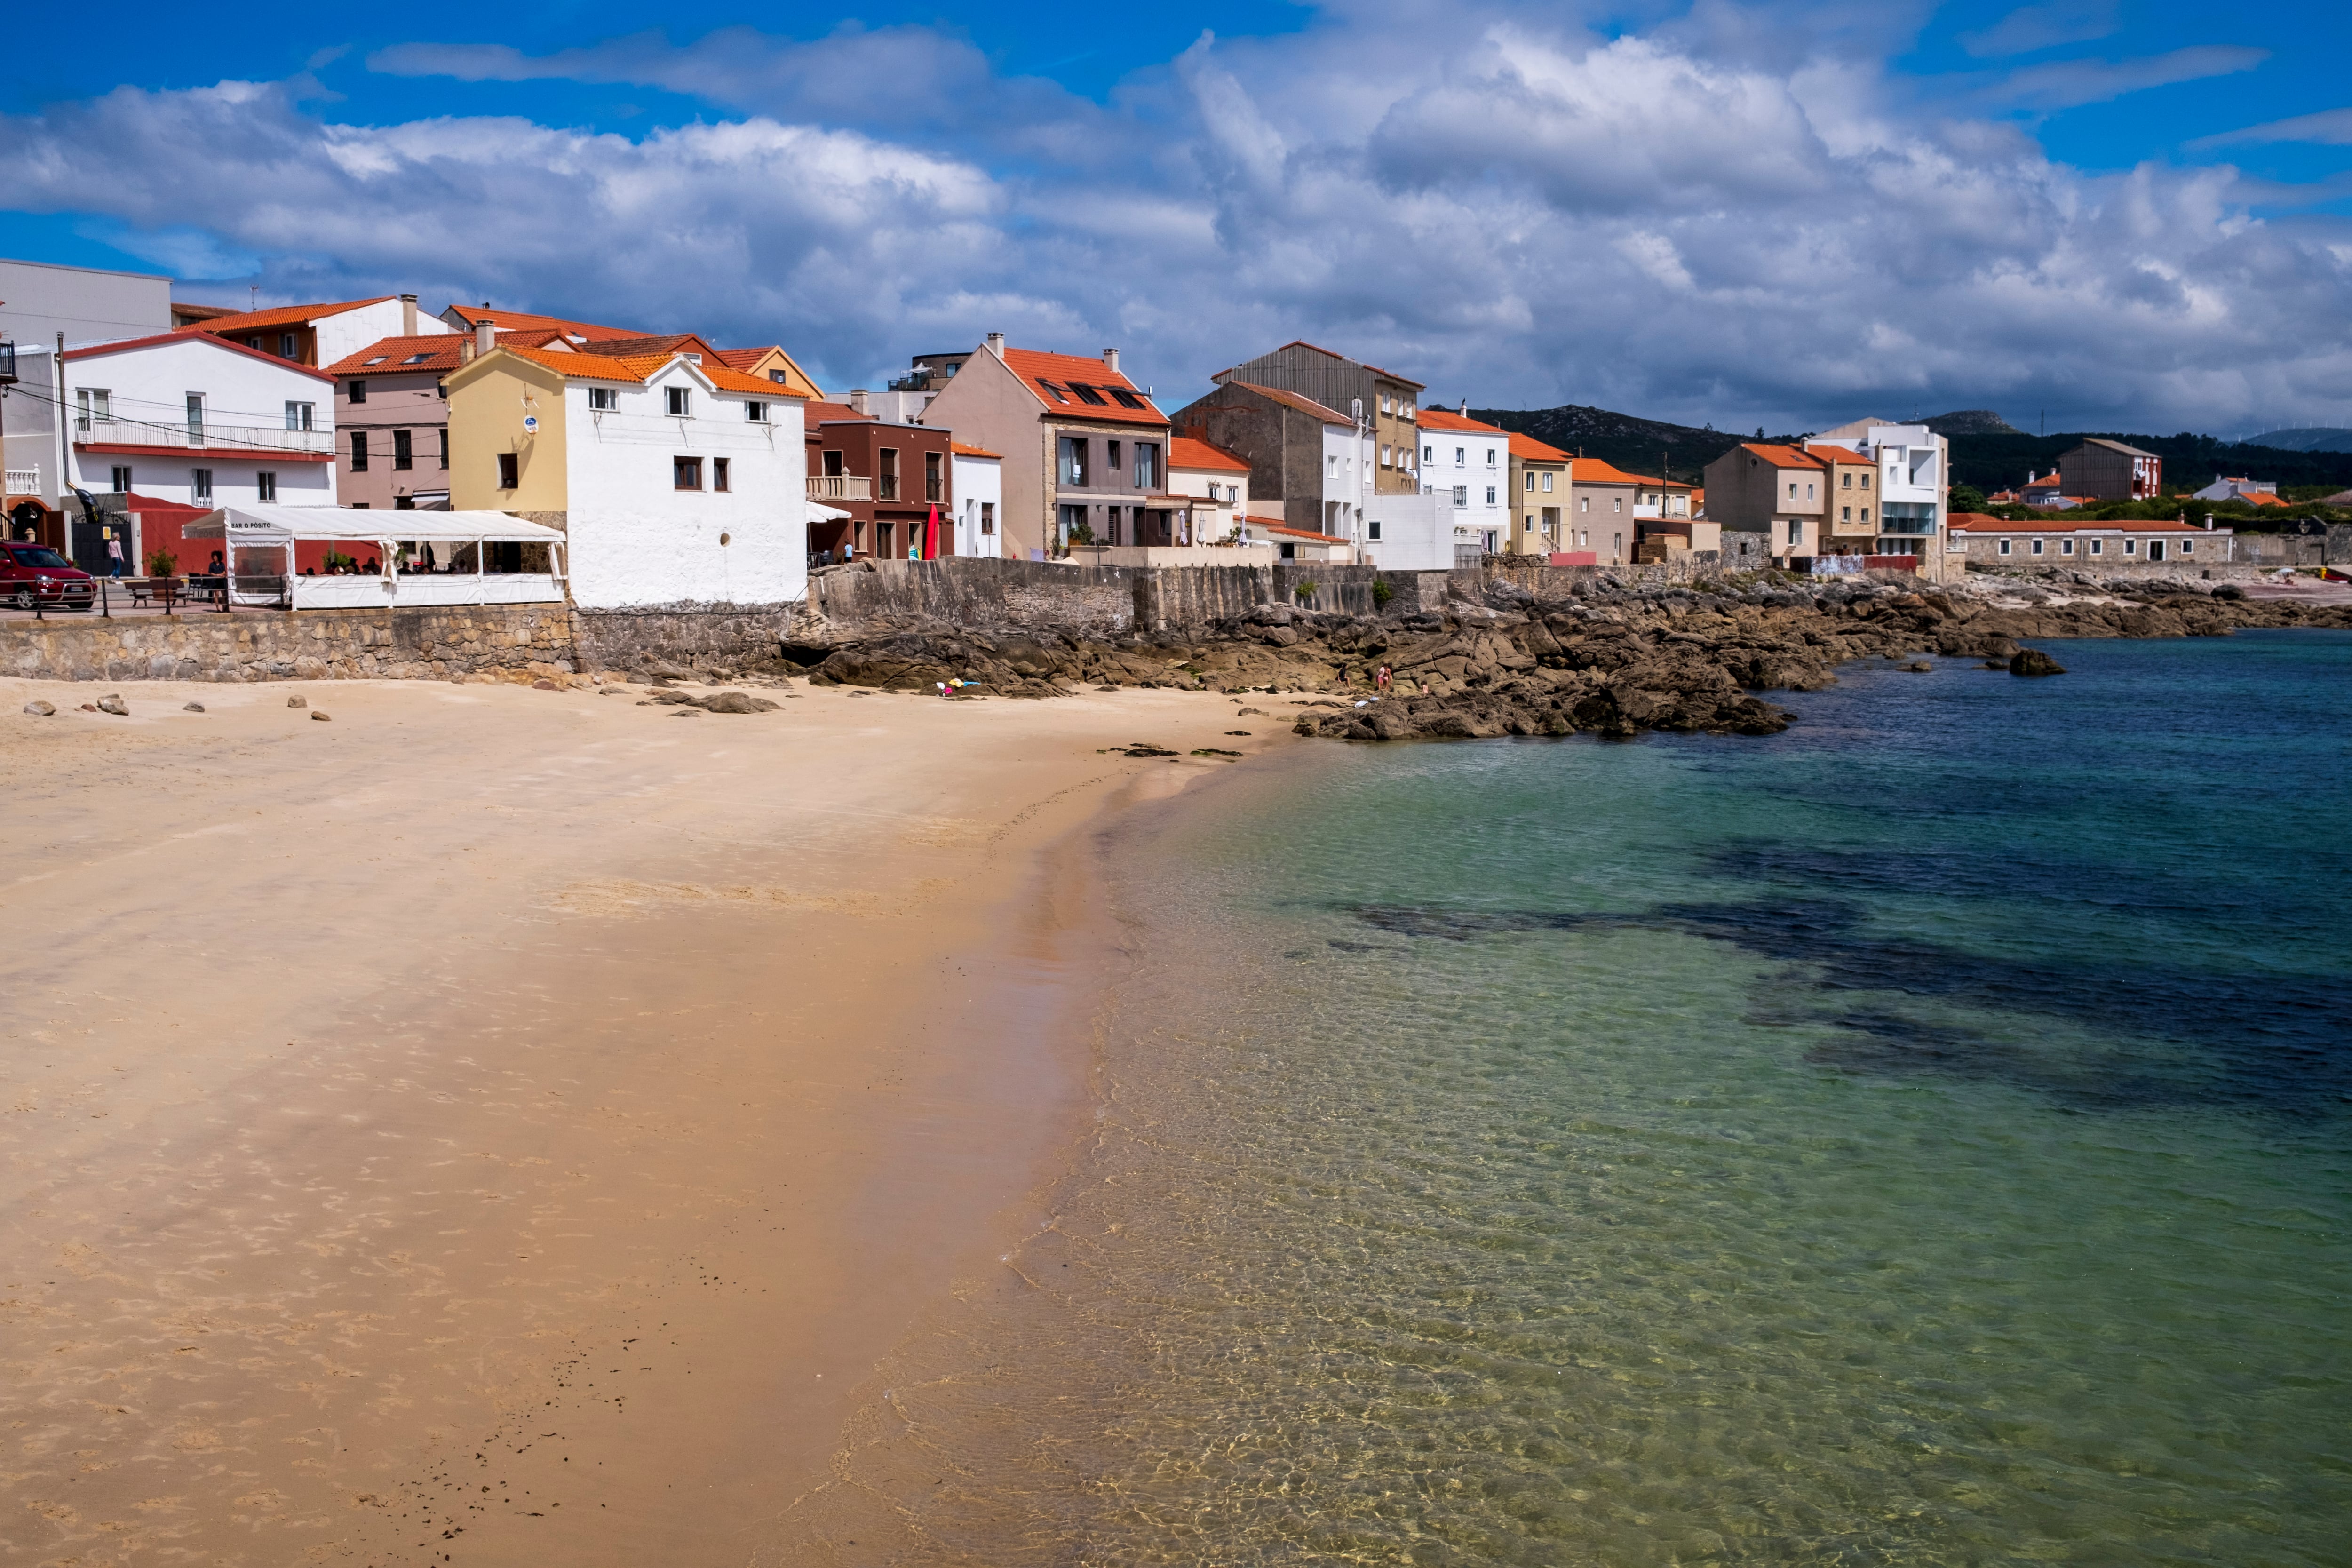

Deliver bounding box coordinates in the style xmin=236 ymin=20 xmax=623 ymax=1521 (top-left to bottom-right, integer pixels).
xmin=73 ymin=422 xmax=334 ymax=456
xmin=5 ymin=465 xmax=40 ymax=495
xmin=807 ymin=474 xmax=873 ymax=501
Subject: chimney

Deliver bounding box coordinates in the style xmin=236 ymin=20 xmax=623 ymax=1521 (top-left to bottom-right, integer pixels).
xmin=2205 ymin=513 xmax=2215 ymax=531
xmin=476 ymin=319 xmax=495 ymax=358
xmin=400 ymin=294 xmax=418 ymax=335
xmin=1459 ymin=398 xmax=1468 ymax=415
xmin=1103 ymin=348 xmax=1120 ymax=374
xmin=985 ymin=332 xmax=1005 ymax=359
xmin=849 ymin=389 xmax=870 ymax=415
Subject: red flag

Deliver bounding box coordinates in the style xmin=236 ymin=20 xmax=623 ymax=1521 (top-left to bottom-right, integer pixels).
xmin=924 ymin=504 xmax=940 ymax=560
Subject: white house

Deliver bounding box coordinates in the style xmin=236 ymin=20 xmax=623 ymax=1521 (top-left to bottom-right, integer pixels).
xmin=1417 ymin=407 xmax=1510 ymax=562
xmin=62 ymin=329 xmax=337 ymax=509
xmin=1170 ymin=433 xmax=1252 ymax=544
xmin=444 ymin=326 xmax=810 ymax=609
xmin=951 ymin=441 xmax=1002 ymax=557
xmin=1812 ymin=417 xmax=1949 ymax=567
xmin=2190 ymin=476 xmax=2279 ymax=504
xmin=189 ymin=294 xmax=449 ymax=371
xmin=1320 ymin=414 xmax=1373 ymax=545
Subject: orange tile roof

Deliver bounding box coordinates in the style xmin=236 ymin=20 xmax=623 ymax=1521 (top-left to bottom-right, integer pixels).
xmin=713 ymin=347 xmax=770 ymax=371
xmin=2241 ymin=490 xmax=2289 ymax=507
xmin=950 ymin=441 xmax=1001 ymax=459
xmin=501 ymin=345 xmax=651 ymax=382
xmin=804 ymin=400 xmax=865 ymax=423
xmin=1804 ymin=444 xmax=1869 ymax=464
xmin=1508 ymin=431 xmax=1571 ymax=462
xmin=192 ymin=296 xmax=397 ymax=334
xmin=325 ymin=329 xmax=566 ymax=376
xmin=1000 ymin=348 xmax=1168 ymax=427
xmin=1170 ymin=434 xmax=1250 ymax=472
xmin=1417 ymin=407 xmax=1504 ymax=434
xmin=1741 ymin=442 xmax=1826 ymax=470
xmin=1220 ymin=381 xmax=1352 ymax=425
xmin=446 ymin=302 xmax=646 ymax=339
xmin=1569 ymin=457 xmax=1655 ymax=487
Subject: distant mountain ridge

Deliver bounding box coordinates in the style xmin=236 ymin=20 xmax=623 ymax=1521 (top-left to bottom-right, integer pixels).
xmin=1467 ymin=405 xmax=1786 ymax=485
xmin=2243 ymin=428 xmax=2352 ymax=453
xmin=1920 ymin=409 xmax=2025 ymax=436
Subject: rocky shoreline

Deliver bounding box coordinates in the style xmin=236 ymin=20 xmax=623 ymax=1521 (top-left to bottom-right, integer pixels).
xmin=779 ymin=575 xmax=2352 ymax=742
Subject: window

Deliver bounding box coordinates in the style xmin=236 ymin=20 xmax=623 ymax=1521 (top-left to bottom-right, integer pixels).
xmin=256 ymin=471 xmax=277 ymax=502
xmin=1403 ymin=403 xmax=1415 ymax=421
xmin=714 ymin=457 xmax=731 ymax=493
xmin=1612 ymin=497 xmax=1621 ymax=513
xmin=362 ymin=355 xmax=388 ymax=366
xmin=746 ymin=400 xmax=768 ymax=423
xmin=1454 ymin=446 xmax=1466 ymax=467
xmin=2090 ymin=538 xmax=2103 ymax=555
xmin=2030 ymin=538 xmax=2043 ymax=556
xmin=2061 ymin=539 xmax=2075 ymax=556
xmin=1998 ymin=539 xmax=2012 ymax=555
xmin=393 ymin=429 xmax=413 ymax=470
xmin=1788 ymin=482 xmax=1797 ymax=500
xmin=437 ymin=380 xmax=448 ymax=401
xmin=1069 ymin=383 xmax=1108 ymax=406
xmin=980 ymin=502 xmax=994 ymax=535
xmin=1485 ymin=486 xmax=1496 ymax=505
xmin=1134 ymin=442 xmax=1160 ymax=488
xmin=1842 ymin=472 xmax=1852 ymax=488
xmin=1328 ymin=454 xmax=1339 ymax=477
xmin=278 ymin=332 xmax=298 ymax=358
xmin=1841 ymin=506 xmax=1851 ymax=523
xmin=2123 ymin=538 xmax=2137 ymax=555
xmin=110 ymin=465 xmax=133 ymax=492
xmin=285 ymin=400 xmax=314 ymax=432
xmin=923 ymin=451 xmax=943 ymax=502
xmin=1110 ymin=388 xmax=1146 ymax=410
xmin=1860 ymin=507 xmax=1870 ymax=523
xmin=2180 ymin=539 xmax=2194 ymax=555
xmin=438 ymin=429 xmax=449 ymax=470
xmin=347 ymin=380 xmax=367 ymax=404
xmin=1580 ymin=496 xmax=1589 ymax=512
xmin=1057 ymin=436 xmax=1088 ymax=487
xmin=770 ymin=369 xmax=787 ymax=384
xmin=1542 ymin=472 xmax=1554 ymax=492
xmin=589 ymin=386 xmax=618 ymax=411
xmin=1807 ymin=483 xmax=1815 ymax=500
xmin=1487 ymin=448 xmax=1497 ymax=467
xmin=1038 ymin=381 xmax=1072 ymax=404
xmin=1379 ymin=395 xmax=1392 ymax=415
xmin=1380 ymin=445 xmax=1392 ymax=468
xmin=1452 ymin=485 xmax=1468 ymax=508
xmin=403 ymin=352 xmax=432 ymax=366
xmin=191 ymin=468 xmax=213 ymax=501
xmin=879 ymin=448 xmax=900 ymax=500
xmin=350 ymin=432 xmax=370 ymax=471
xmin=393 ymin=496 xmax=413 ymax=511
xmin=666 ymin=386 xmax=691 ymax=417
xmin=823 ymin=449 xmax=844 ymax=477
xmin=246 ymin=336 xmax=261 ymax=350
xmin=673 ymin=455 xmax=703 ymax=490
xmin=186 ymin=394 xmax=205 ymax=442
xmin=1368 ymin=519 xmax=1382 ymax=540
xmin=75 ymin=388 xmax=111 ymax=430
xmin=498 ymin=453 xmax=519 ymax=489
xmin=1861 ymin=472 xmax=1871 ymax=490
xmin=1107 ymin=439 xmax=1123 ymax=474
xmin=1788 ymin=519 xmax=1804 ymax=544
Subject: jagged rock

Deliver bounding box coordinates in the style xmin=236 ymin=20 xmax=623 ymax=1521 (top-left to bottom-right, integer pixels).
xmin=23 ymin=700 xmax=55 ymax=716
xmin=2010 ymin=648 xmax=2066 ymax=677
xmin=96 ymin=695 xmax=129 ymax=716
xmin=699 ymin=691 xmax=779 ymax=714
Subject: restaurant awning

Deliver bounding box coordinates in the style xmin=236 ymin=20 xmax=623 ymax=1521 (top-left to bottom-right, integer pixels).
xmin=181 ymin=505 xmax=567 ymax=543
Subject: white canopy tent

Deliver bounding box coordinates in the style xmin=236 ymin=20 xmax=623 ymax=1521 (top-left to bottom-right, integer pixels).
xmin=183 ymin=505 xmax=568 ymax=608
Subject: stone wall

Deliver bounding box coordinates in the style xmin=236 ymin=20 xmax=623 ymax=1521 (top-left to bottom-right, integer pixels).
xmin=0 ymin=604 xmax=575 ymax=684
xmin=570 ymin=605 xmax=800 ymax=672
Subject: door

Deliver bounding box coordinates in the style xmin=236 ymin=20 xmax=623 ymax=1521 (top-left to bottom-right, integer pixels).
xmin=2147 ymin=540 xmax=2164 ymax=561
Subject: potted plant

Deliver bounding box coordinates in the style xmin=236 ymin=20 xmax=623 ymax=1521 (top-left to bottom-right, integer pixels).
xmin=145 ymin=548 xmax=178 ymax=582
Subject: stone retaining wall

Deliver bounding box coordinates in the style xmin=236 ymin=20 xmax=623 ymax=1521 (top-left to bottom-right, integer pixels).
xmin=0 ymin=605 xmax=576 ymax=684
xmin=571 ymin=605 xmax=800 ymax=672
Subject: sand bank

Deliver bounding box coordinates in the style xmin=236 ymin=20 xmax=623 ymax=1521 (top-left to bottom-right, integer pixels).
xmin=0 ymin=673 xmax=1286 ymax=1565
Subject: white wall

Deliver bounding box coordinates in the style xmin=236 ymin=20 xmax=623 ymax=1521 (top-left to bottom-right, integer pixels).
xmin=316 ymin=301 xmax=448 ymax=368
xmin=1320 ymin=421 xmax=1368 ymax=541
xmin=953 ymin=453 xmax=1002 ymax=557
xmin=1360 ymin=490 xmax=1453 ymax=570
xmin=564 ymin=361 xmax=808 ymax=608
xmin=62 ymin=334 xmax=337 ymax=505
xmin=1419 ymin=425 xmax=1509 ymax=553
xmin=1169 ymin=459 xmax=1248 ymax=544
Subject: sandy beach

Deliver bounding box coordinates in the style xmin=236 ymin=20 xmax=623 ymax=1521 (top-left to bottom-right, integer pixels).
xmin=0 ymin=672 xmax=1284 ymax=1566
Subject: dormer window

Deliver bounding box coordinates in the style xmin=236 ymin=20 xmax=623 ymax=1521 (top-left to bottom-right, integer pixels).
xmin=685 ymin=353 xmax=702 ymax=365
xmin=1069 ymin=383 xmax=1108 ymax=406
xmin=1110 ymin=387 xmax=1146 ymax=410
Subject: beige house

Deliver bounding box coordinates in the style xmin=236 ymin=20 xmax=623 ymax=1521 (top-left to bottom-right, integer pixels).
xmin=914 ymin=335 xmax=1174 ymax=561
xmin=1700 ymin=442 xmax=1829 ymax=564
xmin=715 ymin=345 xmax=825 ymax=401
xmin=1507 ymin=432 xmax=1573 ymax=555
xmin=1168 ymin=433 xmax=1252 ymax=544
xmin=1801 ymin=441 xmax=1879 ymax=556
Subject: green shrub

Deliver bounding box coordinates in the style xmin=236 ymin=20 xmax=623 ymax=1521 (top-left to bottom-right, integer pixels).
xmin=1371 ymin=574 xmax=1394 ymax=607
xmin=144 ymin=549 xmax=177 ymax=579
xmin=1293 ymin=579 xmax=1318 ymax=603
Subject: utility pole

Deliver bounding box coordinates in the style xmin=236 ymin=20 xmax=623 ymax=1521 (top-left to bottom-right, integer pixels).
xmin=54 ymin=331 xmax=69 ymax=546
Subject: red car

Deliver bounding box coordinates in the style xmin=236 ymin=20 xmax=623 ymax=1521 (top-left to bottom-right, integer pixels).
xmin=0 ymin=543 xmax=97 ymax=611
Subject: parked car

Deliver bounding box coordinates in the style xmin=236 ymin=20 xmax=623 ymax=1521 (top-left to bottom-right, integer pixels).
xmin=0 ymin=543 xmax=97 ymax=611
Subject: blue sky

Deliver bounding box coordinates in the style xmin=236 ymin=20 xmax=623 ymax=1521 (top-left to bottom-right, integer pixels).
xmin=4 ymin=0 xmax=2348 ymax=434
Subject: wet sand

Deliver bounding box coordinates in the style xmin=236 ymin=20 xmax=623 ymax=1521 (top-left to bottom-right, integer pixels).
xmin=0 ymin=674 xmax=1284 ymax=1566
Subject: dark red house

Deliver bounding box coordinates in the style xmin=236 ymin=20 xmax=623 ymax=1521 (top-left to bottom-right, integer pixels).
xmin=803 ymin=398 xmax=957 ymax=561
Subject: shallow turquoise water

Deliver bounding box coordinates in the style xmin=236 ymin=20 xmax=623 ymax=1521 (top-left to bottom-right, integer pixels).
xmin=817 ymin=632 xmax=2352 ymax=1566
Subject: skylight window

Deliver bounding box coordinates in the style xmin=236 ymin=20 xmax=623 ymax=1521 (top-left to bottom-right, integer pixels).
xmin=1069 ymin=383 xmax=1108 ymax=406
xmin=362 ymin=356 xmax=388 ymax=366
xmin=1110 ymin=388 xmax=1146 ymax=409
xmin=403 ymin=352 xmax=433 ymax=365
xmin=1037 ymin=381 xmax=1071 ymax=403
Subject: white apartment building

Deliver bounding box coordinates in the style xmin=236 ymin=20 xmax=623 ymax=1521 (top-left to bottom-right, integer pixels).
xmin=61 ymin=330 xmax=337 ymax=509
xmin=1812 ymin=417 xmax=1950 ymax=569
xmin=951 ymin=441 xmax=1002 ymax=557
xmin=444 ymin=327 xmax=810 ymax=608
xmin=1321 ymin=416 xmax=1372 ymax=544
xmin=1418 ymin=407 xmax=1510 ymax=562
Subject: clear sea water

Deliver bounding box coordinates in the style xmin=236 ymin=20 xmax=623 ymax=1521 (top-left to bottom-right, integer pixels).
xmin=794 ymin=631 xmax=2352 ymax=1567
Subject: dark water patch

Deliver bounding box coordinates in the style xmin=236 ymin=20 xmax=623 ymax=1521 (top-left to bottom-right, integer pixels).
xmin=1354 ymin=899 xmax=2351 ymax=1114
xmin=1700 ymin=840 xmax=2298 ymax=923
xmin=1805 ymin=1010 xmax=2227 ymax=1113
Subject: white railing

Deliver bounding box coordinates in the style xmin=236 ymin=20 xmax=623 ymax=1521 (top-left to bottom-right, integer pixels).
xmin=290 ymin=573 xmax=565 ymax=609
xmin=5 ymin=465 xmax=40 ymax=495
xmin=807 ymin=474 xmax=873 ymax=501
xmin=74 ymin=422 xmax=334 ymax=455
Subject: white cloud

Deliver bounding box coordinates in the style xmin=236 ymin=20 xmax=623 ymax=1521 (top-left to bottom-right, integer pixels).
xmin=2192 ymin=106 xmax=2352 ymax=150
xmin=1975 ymin=45 xmax=2267 ymax=111
xmin=1 ymin=9 xmax=2347 ymax=435
xmin=1959 ymin=0 xmax=2120 ymax=59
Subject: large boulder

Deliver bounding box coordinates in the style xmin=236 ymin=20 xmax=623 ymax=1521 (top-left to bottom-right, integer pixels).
xmin=2009 ymin=647 xmax=2066 ymax=677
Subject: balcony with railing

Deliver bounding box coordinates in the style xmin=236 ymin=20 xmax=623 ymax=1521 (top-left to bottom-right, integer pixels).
xmin=0 ymin=341 xmax=17 ymax=384
xmin=4 ymin=463 xmax=40 ymax=496
xmin=73 ymin=417 xmax=334 ymax=456
xmin=807 ymin=474 xmax=873 ymax=501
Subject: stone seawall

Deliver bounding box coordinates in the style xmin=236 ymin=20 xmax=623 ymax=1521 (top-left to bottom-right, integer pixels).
xmin=0 ymin=605 xmax=576 ymax=684
xmin=807 ymin=556 xmax=1723 ymax=640
xmin=571 ymin=605 xmax=800 ymax=672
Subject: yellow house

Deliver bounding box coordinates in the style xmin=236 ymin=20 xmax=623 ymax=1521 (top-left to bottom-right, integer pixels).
xmin=716 ymin=346 xmax=824 ymax=401
xmin=1507 ymin=432 xmax=1572 ymax=555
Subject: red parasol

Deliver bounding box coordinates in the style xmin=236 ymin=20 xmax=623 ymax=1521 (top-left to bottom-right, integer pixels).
xmin=924 ymin=504 xmax=940 ymax=560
